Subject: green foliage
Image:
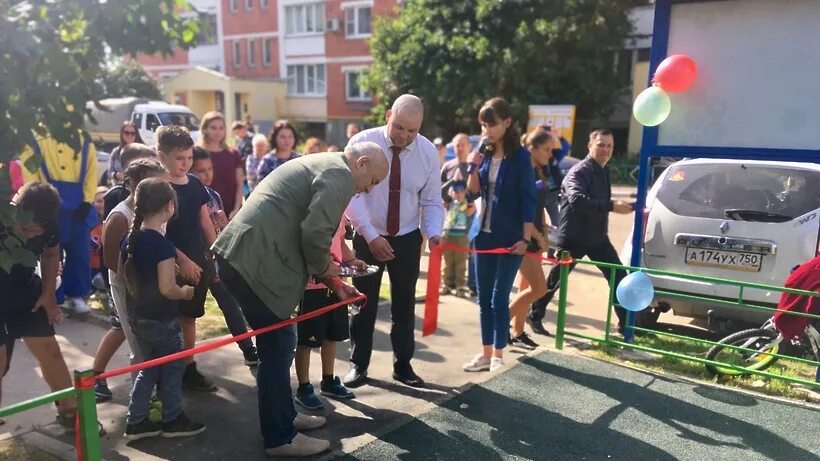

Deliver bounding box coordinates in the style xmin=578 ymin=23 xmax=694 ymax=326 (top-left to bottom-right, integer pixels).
xmin=0 ymin=0 xmax=200 ymax=271
xmin=363 ymin=0 xmax=644 ymax=136
xmin=100 ymin=61 xmax=164 ymax=100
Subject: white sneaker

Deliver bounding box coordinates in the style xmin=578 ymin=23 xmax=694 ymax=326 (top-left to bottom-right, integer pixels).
xmin=463 ymin=354 xmax=491 ymax=372
xmin=69 ymin=297 xmax=92 ymax=314
xmin=264 ymin=433 xmax=330 ymax=457
xmin=294 ymin=413 xmax=326 ymax=431
xmin=490 ymin=357 xmax=504 ymax=372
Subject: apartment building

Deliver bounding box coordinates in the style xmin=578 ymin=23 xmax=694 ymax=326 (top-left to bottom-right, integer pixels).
xmin=138 ymin=0 xmax=396 ymax=145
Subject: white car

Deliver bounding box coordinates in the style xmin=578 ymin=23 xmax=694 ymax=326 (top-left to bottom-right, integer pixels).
xmin=621 ymin=158 xmax=820 ymax=329
xmin=96 ymin=150 xmax=110 ymax=185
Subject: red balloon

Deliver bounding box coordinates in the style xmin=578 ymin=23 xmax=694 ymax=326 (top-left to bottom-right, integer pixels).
xmin=653 ymin=54 xmax=697 ymax=93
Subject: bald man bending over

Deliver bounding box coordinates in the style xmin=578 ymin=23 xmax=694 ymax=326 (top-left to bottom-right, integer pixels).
xmin=213 ymin=143 xmax=387 ymax=457
xmin=344 ymin=94 xmax=445 ymax=389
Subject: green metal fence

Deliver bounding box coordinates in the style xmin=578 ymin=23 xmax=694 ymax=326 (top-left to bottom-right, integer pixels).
xmin=553 ymin=252 xmax=820 ymax=390
xmin=0 ymin=369 xmax=100 ymax=460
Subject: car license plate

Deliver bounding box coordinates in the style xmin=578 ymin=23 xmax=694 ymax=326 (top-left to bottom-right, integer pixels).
xmin=684 ymin=247 xmax=763 ymax=272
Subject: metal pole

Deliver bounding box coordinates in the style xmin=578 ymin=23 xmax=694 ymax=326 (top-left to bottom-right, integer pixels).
xmin=555 ymin=251 xmax=571 ymax=350
xmin=605 ymin=267 xmax=616 ymax=344
xmin=74 ymin=370 xmax=101 ymax=461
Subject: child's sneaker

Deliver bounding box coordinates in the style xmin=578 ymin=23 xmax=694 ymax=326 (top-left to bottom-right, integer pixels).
xmin=124 ymin=418 xmax=162 ymax=441
xmin=489 ymin=357 xmax=504 ymax=372
xmin=295 ymin=383 xmax=324 ymax=410
xmin=161 ymin=412 xmax=206 ymax=438
xmin=67 ymin=297 xmax=92 ymax=314
xmin=243 ymin=347 xmax=259 ymax=367
xmin=95 ymin=379 xmax=113 ymax=403
xmin=320 ymin=376 xmax=355 ymax=400
xmin=182 ymin=362 xmax=217 ymax=392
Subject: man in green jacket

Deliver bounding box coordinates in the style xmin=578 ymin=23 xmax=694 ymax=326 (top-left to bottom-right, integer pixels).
xmin=213 ymin=142 xmax=388 ymax=457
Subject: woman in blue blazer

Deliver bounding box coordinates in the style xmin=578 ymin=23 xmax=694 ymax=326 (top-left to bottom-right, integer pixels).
xmin=464 ymin=97 xmax=538 ymax=372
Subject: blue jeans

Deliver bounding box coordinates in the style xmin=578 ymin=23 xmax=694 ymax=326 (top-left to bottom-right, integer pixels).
xmin=56 ymin=210 xmax=92 ymax=302
xmin=216 ymin=256 xmax=297 ymax=449
xmin=126 ymin=317 xmax=184 ymax=425
xmin=475 ymin=235 xmax=523 ymax=349
xmin=467 ymin=241 xmax=477 ymax=292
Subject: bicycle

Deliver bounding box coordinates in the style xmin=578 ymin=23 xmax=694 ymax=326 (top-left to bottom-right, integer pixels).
xmin=704 ymin=317 xmax=819 ymax=377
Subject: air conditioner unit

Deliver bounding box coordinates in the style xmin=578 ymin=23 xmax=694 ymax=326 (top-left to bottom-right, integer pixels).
xmin=327 ymin=17 xmax=340 ymax=32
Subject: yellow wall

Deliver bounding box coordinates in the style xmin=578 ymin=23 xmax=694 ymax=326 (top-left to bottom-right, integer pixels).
xmin=163 ymin=68 xmax=287 ymax=126
xmin=283 ymin=97 xmax=327 ymax=121
xmin=628 ymin=61 xmax=650 ymax=154
xmin=185 ymin=91 xmax=216 ymax=119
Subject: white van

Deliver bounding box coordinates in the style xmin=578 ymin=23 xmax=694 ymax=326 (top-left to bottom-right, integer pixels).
xmin=86 ymin=98 xmax=200 ymax=147
xmin=131 ymin=102 xmax=201 ymax=147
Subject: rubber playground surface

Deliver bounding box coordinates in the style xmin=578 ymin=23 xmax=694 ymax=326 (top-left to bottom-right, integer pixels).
xmin=345 ymin=351 xmax=820 ymax=461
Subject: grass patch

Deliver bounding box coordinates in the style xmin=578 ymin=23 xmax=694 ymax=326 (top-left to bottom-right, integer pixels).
xmin=197 ymin=293 xmax=231 ymax=341
xmin=584 ymin=333 xmax=818 ymax=401
xmin=0 ymin=438 xmax=61 ymax=461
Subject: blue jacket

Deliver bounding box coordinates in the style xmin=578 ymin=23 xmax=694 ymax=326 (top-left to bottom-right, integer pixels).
xmin=475 ymin=146 xmax=537 ymax=249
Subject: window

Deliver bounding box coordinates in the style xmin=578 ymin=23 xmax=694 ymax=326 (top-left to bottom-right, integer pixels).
xmin=263 ymin=38 xmax=273 ymax=66
xmin=285 ymin=3 xmax=325 ymax=35
xmin=345 ymin=70 xmax=371 ymax=101
xmin=229 ymin=0 xmax=238 ymax=13
xmin=233 ymin=41 xmax=241 ymax=68
xmin=245 ymin=0 xmax=253 ymax=11
xmin=286 ymin=64 xmax=326 ymax=96
xmin=260 ymin=0 xmax=269 ymax=9
xmin=157 ymin=112 xmax=200 ymax=131
xmin=247 ymin=39 xmax=256 ymax=67
xmin=656 ymin=164 xmax=820 ymax=220
xmin=146 ymin=114 xmax=161 ymax=132
xmin=345 ymin=6 xmax=371 ymax=38
xmin=131 ymin=113 xmax=143 ymax=130
xmin=198 ymin=13 xmax=218 ymax=45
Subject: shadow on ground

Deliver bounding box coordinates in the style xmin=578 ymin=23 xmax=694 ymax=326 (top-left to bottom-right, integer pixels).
xmin=345 ymin=351 xmax=820 ymax=461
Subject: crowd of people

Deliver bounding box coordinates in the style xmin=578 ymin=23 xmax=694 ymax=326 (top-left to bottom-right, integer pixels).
xmin=0 ymin=92 xmax=659 ymax=456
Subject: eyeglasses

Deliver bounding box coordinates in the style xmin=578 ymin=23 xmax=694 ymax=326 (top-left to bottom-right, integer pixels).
xmin=123 ymin=131 xmax=137 ymax=136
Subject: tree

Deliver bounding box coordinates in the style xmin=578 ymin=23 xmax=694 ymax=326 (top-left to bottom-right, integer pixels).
xmin=0 ymin=0 xmax=199 ymax=271
xmin=100 ymin=60 xmax=164 ymax=100
xmin=363 ymin=0 xmax=645 ymax=136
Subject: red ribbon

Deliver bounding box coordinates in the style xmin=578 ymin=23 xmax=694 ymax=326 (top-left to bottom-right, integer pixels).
xmin=421 ymin=243 xmax=572 ymax=336
xmin=95 ymin=294 xmax=365 ymax=382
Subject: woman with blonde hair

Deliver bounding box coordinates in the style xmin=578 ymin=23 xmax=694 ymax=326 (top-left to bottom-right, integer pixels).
xmin=302 ymin=137 xmax=327 ymax=155
xmin=198 ymin=111 xmax=244 ymax=219
xmin=507 ymin=129 xmax=556 ymax=348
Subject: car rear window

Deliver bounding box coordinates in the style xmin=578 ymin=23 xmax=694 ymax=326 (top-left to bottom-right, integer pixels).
xmin=656 ymin=163 xmax=820 ymax=220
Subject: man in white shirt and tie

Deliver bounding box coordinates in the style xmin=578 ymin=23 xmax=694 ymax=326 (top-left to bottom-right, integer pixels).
xmin=344 ymin=94 xmax=444 ymax=388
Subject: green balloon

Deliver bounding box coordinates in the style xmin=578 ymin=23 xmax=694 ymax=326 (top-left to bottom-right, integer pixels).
xmin=633 ymin=86 xmax=671 ymax=127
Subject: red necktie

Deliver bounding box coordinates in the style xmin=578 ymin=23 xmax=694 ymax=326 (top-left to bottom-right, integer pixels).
xmin=386 ymin=145 xmax=402 ymax=236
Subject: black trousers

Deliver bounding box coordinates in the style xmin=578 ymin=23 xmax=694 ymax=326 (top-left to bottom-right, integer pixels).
xmin=529 ymin=239 xmax=628 ymax=327
xmin=350 ymin=229 xmax=422 ymax=373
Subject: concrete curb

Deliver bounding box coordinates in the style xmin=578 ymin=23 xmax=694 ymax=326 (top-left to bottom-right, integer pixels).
xmin=19 ymin=430 xmax=80 ymax=461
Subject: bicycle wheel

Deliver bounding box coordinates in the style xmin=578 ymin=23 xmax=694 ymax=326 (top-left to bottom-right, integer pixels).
xmin=704 ymin=328 xmax=780 ymax=376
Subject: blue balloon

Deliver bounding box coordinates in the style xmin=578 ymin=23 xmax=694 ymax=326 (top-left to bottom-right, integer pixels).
xmin=616 ymin=271 xmax=655 ymax=312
